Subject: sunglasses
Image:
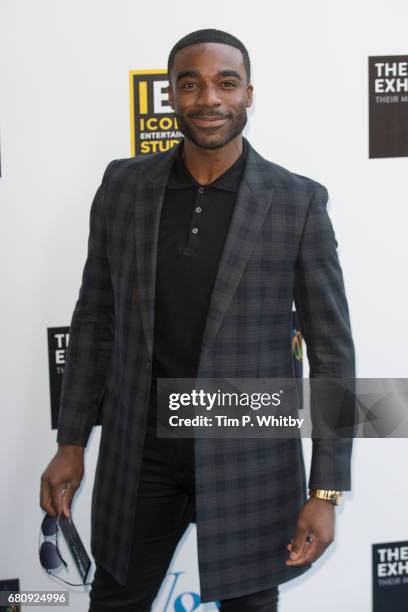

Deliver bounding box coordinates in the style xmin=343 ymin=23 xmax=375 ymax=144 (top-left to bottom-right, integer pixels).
xmin=39 ymin=514 xmax=92 ymax=587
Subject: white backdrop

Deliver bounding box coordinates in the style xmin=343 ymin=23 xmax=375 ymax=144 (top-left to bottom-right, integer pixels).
xmin=1 ymin=1 xmax=407 ymax=610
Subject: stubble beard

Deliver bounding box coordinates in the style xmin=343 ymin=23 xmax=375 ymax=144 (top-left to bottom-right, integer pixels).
xmin=175 ymin=106 xmax=248 ymax=150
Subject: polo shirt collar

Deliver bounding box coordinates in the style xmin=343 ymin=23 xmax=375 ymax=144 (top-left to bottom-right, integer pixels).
xmin=167 ymin=138 xmax=248 ymax=192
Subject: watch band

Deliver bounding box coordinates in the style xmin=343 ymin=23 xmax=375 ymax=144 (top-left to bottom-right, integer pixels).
xmin=309 ymin=489 xmax=343 ymax=506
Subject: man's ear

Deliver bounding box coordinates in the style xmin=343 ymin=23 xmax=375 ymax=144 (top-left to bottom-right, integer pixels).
xmin=246 ymin=84 xmax=254 ymax=108
xmin=167 ymin=83 xmax=175 ymax=110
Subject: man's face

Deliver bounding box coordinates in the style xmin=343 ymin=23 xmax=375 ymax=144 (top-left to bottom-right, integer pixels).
xmin=168 ymin=42 xmax=253 ymax=150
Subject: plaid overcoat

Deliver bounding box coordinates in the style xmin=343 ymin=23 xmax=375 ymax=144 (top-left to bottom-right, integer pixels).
xmin=56 ymin=138 xmax=355 ymax=602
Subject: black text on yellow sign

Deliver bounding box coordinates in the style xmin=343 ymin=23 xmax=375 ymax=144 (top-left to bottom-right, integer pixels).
xmin=129 ymin=69 xmax=183 ymax=156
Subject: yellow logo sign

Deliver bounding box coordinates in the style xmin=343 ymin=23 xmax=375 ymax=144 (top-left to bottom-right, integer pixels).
xmin=129 ymin=69 xmax=183 ymax=155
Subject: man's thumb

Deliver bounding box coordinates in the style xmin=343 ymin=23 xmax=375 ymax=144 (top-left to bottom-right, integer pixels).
xmin=290 ymin=526 xmax=308 ymax=559
xmin=61 ymin=484 xmax=74 ymax=518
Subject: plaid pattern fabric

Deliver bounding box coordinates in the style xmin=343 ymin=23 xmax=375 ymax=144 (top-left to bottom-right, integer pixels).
xmin=56 ymin=139 xmax=355 ymax=602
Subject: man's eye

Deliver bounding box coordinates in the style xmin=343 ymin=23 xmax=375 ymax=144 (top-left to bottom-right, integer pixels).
xmin=182 ymin=82 xmax=198 ymax=89
xmin=221 ymin=81 xmax=237 ymax=88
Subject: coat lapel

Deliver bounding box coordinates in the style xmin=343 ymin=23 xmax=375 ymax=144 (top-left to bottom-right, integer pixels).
xmin=133 ymin=144 xmax=180 ymax=357
xmin=197 ymin=142 xmax=275 ymax=370
xmin=132 ymin=139 xmax=275 ymax=364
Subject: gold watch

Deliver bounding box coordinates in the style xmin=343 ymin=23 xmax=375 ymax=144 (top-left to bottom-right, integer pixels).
xmin=309 ymin=489 xmax=343 ymax=506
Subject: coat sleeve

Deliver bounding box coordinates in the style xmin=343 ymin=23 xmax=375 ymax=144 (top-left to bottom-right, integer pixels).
xmin=293 ymin=183 xmax=355 ymax=491
xmin=56 ymin=161 xmax=117 ymax=447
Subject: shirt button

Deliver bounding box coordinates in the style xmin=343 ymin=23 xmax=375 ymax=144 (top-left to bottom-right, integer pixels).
xmin=198 ymin=187 xmax=205 ymax=194
xmin=192 ymin=227 xmax=199 ymax=234
xmin=195 ymin=206 xmax=202 ymax=213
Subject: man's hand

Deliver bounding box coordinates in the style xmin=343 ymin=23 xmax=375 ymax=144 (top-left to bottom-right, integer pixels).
xmin=40 ymin=444 xmax=85 ymax=518
xmin=285 ymin=497 xmax=335 ymax=566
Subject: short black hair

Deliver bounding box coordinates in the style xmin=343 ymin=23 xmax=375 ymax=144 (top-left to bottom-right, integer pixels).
xmin=168 ymin=28 xmax=251 ymax=83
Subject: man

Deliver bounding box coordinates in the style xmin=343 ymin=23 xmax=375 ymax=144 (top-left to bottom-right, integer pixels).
xmin=40 ymin=29 xmax=355 ymax=611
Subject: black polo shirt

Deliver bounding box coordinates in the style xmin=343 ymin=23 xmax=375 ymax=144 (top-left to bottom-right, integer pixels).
xmin=151 ymin=139 xmax=248 ymax=385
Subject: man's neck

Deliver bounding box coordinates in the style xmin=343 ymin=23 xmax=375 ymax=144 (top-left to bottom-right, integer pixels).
xmin=182 ymin=135 xmax=243 ymax=185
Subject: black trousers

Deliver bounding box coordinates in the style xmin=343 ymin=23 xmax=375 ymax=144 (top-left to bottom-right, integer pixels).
xmin=89 ymin=401 xmax=279 ymax=611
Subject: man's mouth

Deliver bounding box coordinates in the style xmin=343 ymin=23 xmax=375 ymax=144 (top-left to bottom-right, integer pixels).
xmin=189 ymin=115 xmax=229 ymax=129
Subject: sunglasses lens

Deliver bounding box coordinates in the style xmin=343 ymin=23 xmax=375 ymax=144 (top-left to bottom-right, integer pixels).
xmin=41 ymin=514 xmax=58 ymax=536
xmin=39 ymin=541 xmax=62 ymax=570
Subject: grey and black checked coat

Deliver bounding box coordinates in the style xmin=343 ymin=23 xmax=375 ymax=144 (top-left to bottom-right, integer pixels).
xmin=56 ymin=138 xmax=355 ymax=603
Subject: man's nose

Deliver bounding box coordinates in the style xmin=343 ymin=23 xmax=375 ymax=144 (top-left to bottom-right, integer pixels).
xmin=197 ymin=84 xmax=222 ymax=107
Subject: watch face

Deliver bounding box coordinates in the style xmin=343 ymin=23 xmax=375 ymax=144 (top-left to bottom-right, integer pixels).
xmin=309 ymin=490 xmax=342 ymax=505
